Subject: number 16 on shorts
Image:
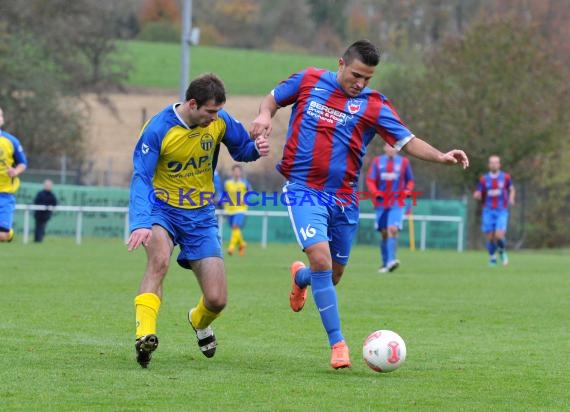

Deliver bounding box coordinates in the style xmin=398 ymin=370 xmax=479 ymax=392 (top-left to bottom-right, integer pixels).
xmin=299 ymin=224 xmax=316 ymax=241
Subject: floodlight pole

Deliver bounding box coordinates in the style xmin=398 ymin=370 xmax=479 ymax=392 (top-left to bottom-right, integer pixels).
xmin=179 ymin=0 xmax=192 ymax=101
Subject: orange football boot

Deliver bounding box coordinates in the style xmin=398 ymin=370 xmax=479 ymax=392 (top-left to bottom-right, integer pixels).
xmin=330 ymin=341 xmax=351 ymax=369
xmin=289 ymin=261 xmax=308 ymax=312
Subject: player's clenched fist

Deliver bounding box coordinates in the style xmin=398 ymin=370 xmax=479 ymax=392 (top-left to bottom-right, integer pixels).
xmin=254 ymin=135 xmax=270 ymax=157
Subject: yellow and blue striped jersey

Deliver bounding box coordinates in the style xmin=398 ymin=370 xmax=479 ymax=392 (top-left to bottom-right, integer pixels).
xmin=0 ymin=130 xmax=27 ymax=194
xmin=223 ymin=178 xmax=252 ymax=214
xmin=129 ymin=104 xmax=260 ymax=231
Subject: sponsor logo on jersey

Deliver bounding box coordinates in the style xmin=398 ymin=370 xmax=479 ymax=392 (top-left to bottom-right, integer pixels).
xmin=306 ymin=100 xmax=348 ymax=125
xmin=381 ymin=172 xmax=398 ymax=181
xmin=167 ymin=156 xmax=210 ymax=173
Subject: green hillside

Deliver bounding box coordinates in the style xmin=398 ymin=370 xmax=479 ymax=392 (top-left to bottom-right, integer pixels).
xmin=119 ymin=41 xmax=398 ymax=95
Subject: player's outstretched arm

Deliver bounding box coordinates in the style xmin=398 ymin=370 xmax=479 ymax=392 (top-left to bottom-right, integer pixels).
xmin=220 ymin=111 xmax=268 ymax=161
xmin=250 ymin=94 xmax=279 ymax=139
xmin=402 ymin=137 xmax=469 ymax=169
xmin=509 ymin=185 xmax=516 ymax=206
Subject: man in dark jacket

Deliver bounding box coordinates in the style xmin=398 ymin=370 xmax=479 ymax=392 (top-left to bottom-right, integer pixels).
xmin=34 ymin=179 xmax=57 ymax=242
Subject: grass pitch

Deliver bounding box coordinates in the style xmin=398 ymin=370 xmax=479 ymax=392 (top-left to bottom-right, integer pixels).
xmin=120 ymin=41 xmax=400 ymax=95
xmin=1 ymin=239 xmax=569 ymax=411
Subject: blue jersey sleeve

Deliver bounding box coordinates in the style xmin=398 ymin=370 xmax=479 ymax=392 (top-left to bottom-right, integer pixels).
xmin=476 ymin=176 xmax=485 ymax=193
xmin=219 ymin=110 xmax=260 ymax=162
xmin=404 ymin=160 xmax=414 ymax=183
xmin=4 ymin=132 xmax=28 ymax=166
xmin=376 ymin=96 xmax=414 ymax=151
xmin=404 ymin=159 xmax=414 ymax=188
xmin=271 ymin=69 xmax=307 ymax=107
xmin=129 ymin=125 xmax=162 ymax=231
xmin=505 ymin=173 xmax=513 ymax=189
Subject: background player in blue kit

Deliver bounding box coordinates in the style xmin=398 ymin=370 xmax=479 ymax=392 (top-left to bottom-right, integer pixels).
xmin=473 ymin=155 xmax=515 ymax=267
xmin=251 ymin=40 xmax=469 ymax=369
xmin=0 ymin=106 xmax=27 ymax=243
xmin=127 ymin=74 xmax=269 ymax=368
xmin=366 ymin=143 xmax=414 ymax=273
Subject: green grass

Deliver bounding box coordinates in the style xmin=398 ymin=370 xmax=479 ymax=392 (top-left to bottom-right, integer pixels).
xmin=1 ymin=240 xmax=569 ymax=411
xmin=119 ymin=41 xmax=400 ymax=95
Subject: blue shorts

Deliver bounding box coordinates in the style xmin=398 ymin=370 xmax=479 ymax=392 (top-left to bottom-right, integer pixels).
xmin=227 ymin=213 xmax=246 ymax=228
xmin=375 ymin=206 xmax=405 ymax=231
xmin=0 ymin=193 xmax=16 ymax=232
xmin=283 ymin=182 xmax=359 ymax=266
xmin=150 ymin=203 xmax=222 ymax=269
xmin=481 ymin=208 xmax=509 ymax=233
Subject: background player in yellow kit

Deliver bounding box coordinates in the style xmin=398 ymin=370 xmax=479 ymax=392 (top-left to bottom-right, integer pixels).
xmin=127 ymin=74 xmax=269 ymax=368
xmin=0 ymin=106 xmax=28 ymax=243
xmin=223 ymin=164 xmax=252 ymax=256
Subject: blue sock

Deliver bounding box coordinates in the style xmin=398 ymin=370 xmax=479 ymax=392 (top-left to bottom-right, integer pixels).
xmin=496 ymin=238 xmax=505 ymax=252
xmin=295 ymin=267 xmax=312 ymax=288
xmin=486 ymin=240 xmax=497 ymax=257
xmin=311 ymin=270 xmax=343 ymax=346
xmin=387 ymin=237 xmax=397 ymax=262
xmin=380 ymin=239 xmax=388 ymax=267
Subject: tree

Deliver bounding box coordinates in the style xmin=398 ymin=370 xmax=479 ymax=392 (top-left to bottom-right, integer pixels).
xmin=0 ymin=29 xmax=85 ymax=172
xmin=377 ymin=17 xmax=570 ymax=247
xmin=0 ymin=0 xmax=133 ymax=177
xmin=396 ymin=18 xmax=568 ymax=190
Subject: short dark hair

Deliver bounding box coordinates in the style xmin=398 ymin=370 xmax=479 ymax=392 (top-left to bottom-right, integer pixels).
xmin=185 ymin=73 xmax=226 ymax=108
xmin=342 ymin=40 xmax=380 ymax=66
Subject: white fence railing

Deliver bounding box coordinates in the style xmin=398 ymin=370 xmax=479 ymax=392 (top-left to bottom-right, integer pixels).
xmin=15 ymin=205 xmax=464 ymax=251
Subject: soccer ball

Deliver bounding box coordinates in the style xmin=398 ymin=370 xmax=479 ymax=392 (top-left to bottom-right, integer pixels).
xmin=362 ymin=330 xmax=406 ymax=373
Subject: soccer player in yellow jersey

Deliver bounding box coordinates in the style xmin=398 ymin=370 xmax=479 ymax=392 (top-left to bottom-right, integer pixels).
xmin=127 ymin=74 xmax=269 ymax=368
xmin=223 ymin=164 xmax=251 ymax=256
xmin=0 ymin=106 xmax=27 ymax=243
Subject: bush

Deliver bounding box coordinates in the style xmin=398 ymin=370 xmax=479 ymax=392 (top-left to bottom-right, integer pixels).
xmin=137 ymin=21 xmax=180 ymax=43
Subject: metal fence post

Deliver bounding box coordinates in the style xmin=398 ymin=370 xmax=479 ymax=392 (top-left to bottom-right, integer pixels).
xmin=75 ymin=209 xmax=83 ymax=245
xmin=124 ymin=212 xmax=130 ymax=244
xmin=261 ymin=213 xmax=268 ymax=249
xmin=458 ymin=220 xmax=464 ymax=252
xmin=22 ymin=207 xmax=30 ymax=244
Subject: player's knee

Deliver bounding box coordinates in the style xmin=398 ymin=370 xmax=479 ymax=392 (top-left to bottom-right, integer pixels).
xmin=205 ymin=292 xmax=227 ymax=312
xmin=332 ymin=270 xmax=344 ymax=285
xmin=148 ymin=254 xmax=170 ymax=276
xmin=388 ymin=226 xmax=398 ymax=237
xmin=308 ymin=253 xmax=331 ymax=271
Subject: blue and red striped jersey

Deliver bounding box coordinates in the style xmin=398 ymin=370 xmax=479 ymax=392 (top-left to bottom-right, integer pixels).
xmin=272 ymin=68 xmax=414 ymax=192
xmin=477 ymin=171 xmax=512 ymax=210
xmin=366 ymin=155 xmax=414 ymax=195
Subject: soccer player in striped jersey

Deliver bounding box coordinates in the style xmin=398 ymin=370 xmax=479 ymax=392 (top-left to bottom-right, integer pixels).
xmin=473 ymin=155 xmax=515 ymax=267
xmin=0 ymin=106 xmax=27 ymax=243
xmin=366 ymin=143 xmax=415 ymax=273
xmin=127 ymin=74 xmax=269 ymax=368
xmin=223 ymin=164 xmax=252 ymax=256
xmin=251 ymin=40 xmax=469 ymax=369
